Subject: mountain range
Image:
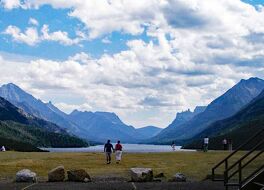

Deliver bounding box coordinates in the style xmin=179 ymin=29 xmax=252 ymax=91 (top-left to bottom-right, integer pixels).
xmin=0 ymin=77 xmax=263 ymax=149
xmin=147 ymin=77 xmax=264 ymax=144
xmin=0 ymin=83 xmax=162 ymax=143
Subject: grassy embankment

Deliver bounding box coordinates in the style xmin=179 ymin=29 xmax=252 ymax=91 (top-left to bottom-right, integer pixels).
xmin=0 ymin=151 xmax=262 ymax=181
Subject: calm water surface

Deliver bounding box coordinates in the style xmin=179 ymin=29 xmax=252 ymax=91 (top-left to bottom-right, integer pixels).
xmin=42 ymin=144 xmax=195 ymax=153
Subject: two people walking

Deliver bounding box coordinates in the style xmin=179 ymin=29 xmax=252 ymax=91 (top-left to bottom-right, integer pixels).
xmin=203 ymin=137 xmax=233 ymax=152
xmin=104 ymin=140 xmax=123 ymax=164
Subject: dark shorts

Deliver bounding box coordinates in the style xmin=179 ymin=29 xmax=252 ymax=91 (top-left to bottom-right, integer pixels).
xmin=105 ymin=152 xmax=111 ymax=156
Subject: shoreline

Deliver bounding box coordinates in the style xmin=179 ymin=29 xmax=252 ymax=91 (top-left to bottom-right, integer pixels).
xmin=40 ymin=144 xmax=194 ymax=153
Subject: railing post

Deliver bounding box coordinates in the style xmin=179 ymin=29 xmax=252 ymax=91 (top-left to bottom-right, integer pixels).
xmin=239 ymin=161 xmax=242 ymax=190
xmin=212 ymin=168 xmax=215 ymax=181
xmin=225 ymin=170 xmax=228 ymax=190
xmin=224 ymin=160 xmax=228 ymax=186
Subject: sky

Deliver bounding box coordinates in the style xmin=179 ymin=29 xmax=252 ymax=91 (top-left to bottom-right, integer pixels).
xmin=0 ymin=0 xmax=264 ymax=128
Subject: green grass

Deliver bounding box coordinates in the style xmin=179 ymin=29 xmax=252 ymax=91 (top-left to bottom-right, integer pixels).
xmin=0 ymin=151 xmax=262 ymax=181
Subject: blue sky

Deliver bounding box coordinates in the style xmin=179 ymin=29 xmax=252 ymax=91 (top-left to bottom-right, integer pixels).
xmin=0 ymin=4 xmax=151 ymax=60
xmin=0 ymin=0 xmax=264 ymax=128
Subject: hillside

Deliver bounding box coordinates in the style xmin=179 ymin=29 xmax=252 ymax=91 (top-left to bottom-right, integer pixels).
xmin=184 ymin=90 xmax=264 ymax=150
xmin=148 ymin=77 xmax=264 ymax=144
xmin=0 ymin=97 xmax=88 ymax=150
xmin=0 ymin=135 xmax=44 ymax=152
xmin=0 ymin=120 xmax=88 ymax=148
xmin=0 ymin=83 xmax=81 ymax=135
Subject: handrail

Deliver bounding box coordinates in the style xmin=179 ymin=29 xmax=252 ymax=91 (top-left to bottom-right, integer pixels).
xmin=212 ymin=128 xmax=264 ymax=172
xmin=225 ymin=138 xmax=264 ymax=175
xmin=241 ymin=164 xmax=264 ymax=185
xmin=227 ymin=150 xmax=263 ymax=181
xmin=212 ymin=127 xmax=264 ymax=189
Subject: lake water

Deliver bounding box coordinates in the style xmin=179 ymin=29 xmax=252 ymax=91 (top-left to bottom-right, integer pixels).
xmin=42 ymin=144 xmax=195 ymax=153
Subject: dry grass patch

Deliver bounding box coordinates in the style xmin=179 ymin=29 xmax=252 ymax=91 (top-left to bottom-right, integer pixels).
xmin=0 ymin=151 xmax=260 ymax=181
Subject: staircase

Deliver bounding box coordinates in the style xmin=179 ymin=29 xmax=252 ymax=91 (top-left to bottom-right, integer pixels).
xmin=211 ymin=128 xmax=264 ymax=190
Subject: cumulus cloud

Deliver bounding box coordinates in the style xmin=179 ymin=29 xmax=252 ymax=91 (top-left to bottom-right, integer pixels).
xmin=3 ymin=22 xmax=83 ymax=46
xmin=41 ymin=24 xmax=81 ymax=45
xmin=3 ymin=25 xmax=39 ymax=46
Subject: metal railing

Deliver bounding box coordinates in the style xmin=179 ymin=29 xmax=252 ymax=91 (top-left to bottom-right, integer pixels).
xmin=212 ymin=128 xmax=264 ymax=190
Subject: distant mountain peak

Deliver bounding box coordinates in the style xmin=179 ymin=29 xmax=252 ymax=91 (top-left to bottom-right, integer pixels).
xmin=70 ymin=109 xmax=92 ymax=116
xmin=2 ymin=83 xmax=23 ymax=91
xmin=238 ymin=77 xmax=263 ymax=85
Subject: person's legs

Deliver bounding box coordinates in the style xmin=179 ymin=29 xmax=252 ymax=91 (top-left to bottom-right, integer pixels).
xmin=106 ymin=152 xmax=109 ymax=163
xmin=204 ymin=144 xmax=208 ymax=152
xmin=115 ymin=151 xmax=122 ymax=163
xmin=115 ymin=151 xmax=119 ymax=163
xmin=108 ymin=152 xmax=111 ymax=163
xmin=106 ymin=152 xmax=111 ymax=164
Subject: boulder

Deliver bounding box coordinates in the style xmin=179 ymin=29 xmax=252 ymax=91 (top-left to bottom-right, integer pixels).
xmin=16 ymin=169 xmax=37 ymax=183
xmin=48 ymin=166 xmax=65 ymax=182
xmin=130 ymin=168 xmax=153 ymax=182
xmin=67 ymin=169 xmax=91 ymax=182
xmin=154 ymin=172 xmax=165 ymax=178
xmin=169 ymin=173 xmax=187 ymax=182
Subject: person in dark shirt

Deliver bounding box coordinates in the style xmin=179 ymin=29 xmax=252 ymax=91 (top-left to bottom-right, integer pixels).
xmin=104 ymin=140 xmax=114 ymax=164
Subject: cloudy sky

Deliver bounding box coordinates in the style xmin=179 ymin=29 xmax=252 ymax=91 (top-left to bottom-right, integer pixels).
xmin=0 ymin=0 xmax=264 ymax=128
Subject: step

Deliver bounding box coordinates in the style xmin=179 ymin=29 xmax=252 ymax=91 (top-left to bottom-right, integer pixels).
xmin=226 ymin=182 xmax=239 ymax=186
xmin=212 ymin=179 xmax=224 ymax=182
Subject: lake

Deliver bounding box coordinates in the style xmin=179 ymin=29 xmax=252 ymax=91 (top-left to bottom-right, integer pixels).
xmin=42 ymin=144 xmax=195 ymax=153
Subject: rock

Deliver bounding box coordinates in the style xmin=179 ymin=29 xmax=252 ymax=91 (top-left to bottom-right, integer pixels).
xmin=67 ymin=169 xmax=91 ymax=182
xmin=169 ymin=173 xmax=187 ymax=182
xmin=130 ymin=168 xmax=153 ymax=182
xmin=16 ymin=169 xmax=37 ymax=183
xmin=48 ymin=166 xmax=65 ymax=182
xmin=154 ymin=172 xmax=165 ymax=178
xmin=84 ymin=177 xmax=91 ymax=183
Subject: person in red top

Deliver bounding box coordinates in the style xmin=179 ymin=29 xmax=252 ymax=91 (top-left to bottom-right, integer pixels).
xmin=115 ymin=140 xmax=123 ymax=164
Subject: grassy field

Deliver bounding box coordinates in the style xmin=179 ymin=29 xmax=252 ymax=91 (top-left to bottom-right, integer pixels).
xmin=0 ymin=151 xmax=262 ymax=182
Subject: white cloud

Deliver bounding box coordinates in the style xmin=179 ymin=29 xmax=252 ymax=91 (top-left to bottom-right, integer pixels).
xmin=28 ymin=17 xmax=39 ymax=26
xmin=1 ymin=0 xmax=20 ymax=9
xmin=3 ymin=22 xmax=83 ymax=46
xmin=41 ymin=24 xmax=81 ymax=45
xmin=101 ymin=37 xmax=111 ymax=44
xmin=3 ymin=25 xmax=39 ymax=46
